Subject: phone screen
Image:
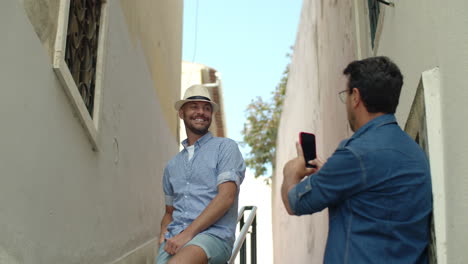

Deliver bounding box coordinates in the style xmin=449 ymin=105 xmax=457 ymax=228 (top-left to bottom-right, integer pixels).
xmin=300 ymin=132 xmax=316 ymax=168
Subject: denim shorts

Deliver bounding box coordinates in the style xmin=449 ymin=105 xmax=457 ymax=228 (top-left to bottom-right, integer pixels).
xmin=155 ymin=233 xmax=232 ymax=264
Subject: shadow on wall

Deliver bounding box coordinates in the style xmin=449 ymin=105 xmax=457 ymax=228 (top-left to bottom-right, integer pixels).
xmin=21 ymin=0 xmax=60 ymax=61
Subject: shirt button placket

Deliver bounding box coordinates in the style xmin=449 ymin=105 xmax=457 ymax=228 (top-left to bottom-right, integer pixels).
xmin=183 ymin=154 xmax=191 ymax=217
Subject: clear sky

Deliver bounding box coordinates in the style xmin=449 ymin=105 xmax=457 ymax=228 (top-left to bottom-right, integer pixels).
xmin=183 ymin=0 xmax=303 ymax=155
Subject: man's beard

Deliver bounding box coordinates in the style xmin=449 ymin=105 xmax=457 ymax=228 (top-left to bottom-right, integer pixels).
xmin=183 ymin=117 xmax=211 ymax=135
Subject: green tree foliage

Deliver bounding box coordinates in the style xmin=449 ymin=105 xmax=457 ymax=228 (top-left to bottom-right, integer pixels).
xmin=242 ymin=60 xmax=289 ymax=180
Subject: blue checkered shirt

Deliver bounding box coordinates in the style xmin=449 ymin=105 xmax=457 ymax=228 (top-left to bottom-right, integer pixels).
xmin=163 ymin=132 xmax=246 ymax=246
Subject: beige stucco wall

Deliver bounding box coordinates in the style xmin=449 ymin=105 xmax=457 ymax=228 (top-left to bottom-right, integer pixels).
xmin=372 ymin=1 xmax=468 ymax=262
xmin=181 ymin=61 xmax=205 ymax=91
xmin=120 ymin=0 xmax=183 ymax=136
xmin=271 ymin=0 xmax=357 ymax=263
xmin=0 ymin=1 xmax=181 ymax=263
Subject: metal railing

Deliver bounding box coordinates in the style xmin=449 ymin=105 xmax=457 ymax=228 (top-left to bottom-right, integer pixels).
xmin=228 ymin=206 xmax=257 ymax=264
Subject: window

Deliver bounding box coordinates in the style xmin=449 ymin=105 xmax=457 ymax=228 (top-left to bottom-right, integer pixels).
xmin=53 ymin=0 xmax=109 ymax=150
xmin=65 ymin=0 xmax=104 ymax=116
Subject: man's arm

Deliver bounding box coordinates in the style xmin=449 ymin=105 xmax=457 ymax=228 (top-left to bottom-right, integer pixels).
xmin=159 ymin=205 xmax=174 ymax=245
xmin=282 ymin=142 xmax=322 ymax=215
xmin=164 ymin=181 xmax=237 ymax=255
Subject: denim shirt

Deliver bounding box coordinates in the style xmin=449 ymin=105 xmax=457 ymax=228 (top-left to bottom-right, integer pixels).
xmin=163 ymin=132 xmax=246 ymax=246
xmin=289 ymin=114 xmax=432 ymax=263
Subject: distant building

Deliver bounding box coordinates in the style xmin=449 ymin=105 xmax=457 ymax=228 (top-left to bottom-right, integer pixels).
xmin=0 ymin=1 xmax=182 ymax=263
xmin=272 ymin=1 xmax=468 ymax=263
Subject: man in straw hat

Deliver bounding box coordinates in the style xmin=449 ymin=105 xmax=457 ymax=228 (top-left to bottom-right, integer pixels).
xmin=156 ymin=85 xmax=246 ymax=264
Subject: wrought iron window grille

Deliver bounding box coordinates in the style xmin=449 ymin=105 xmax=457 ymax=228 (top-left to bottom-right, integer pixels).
xmin=65 ymin=0 xmax=103 ymax=117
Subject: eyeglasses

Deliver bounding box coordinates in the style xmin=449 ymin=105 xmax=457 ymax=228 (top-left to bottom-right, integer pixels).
xmin=338 ymin=90 xmax=348 ymax=103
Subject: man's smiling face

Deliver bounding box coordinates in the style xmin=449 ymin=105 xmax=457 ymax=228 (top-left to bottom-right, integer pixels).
xmin=179 ymin=101 xmax=213 ymax=135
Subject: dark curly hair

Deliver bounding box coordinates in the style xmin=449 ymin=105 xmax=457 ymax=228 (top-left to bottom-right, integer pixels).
xmin=343 ymin=56 xmax=403 ymax=114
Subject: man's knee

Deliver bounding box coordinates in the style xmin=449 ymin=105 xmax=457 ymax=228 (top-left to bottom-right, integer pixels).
xmin=167 ymin=245 xmax=208 ymax=264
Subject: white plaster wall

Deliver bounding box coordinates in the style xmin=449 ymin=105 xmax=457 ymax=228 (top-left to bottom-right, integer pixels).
xmin=238 ymin=171 xmax=273 ymax=264
xmin=373 ymin=1 xmax=439 ymax=125
xmin=120 ymin=0 xmax=184 ymax=134
xmin=0 ymin=1 xmax=181 ymax=263
xmin=18 ymin=0 xmax=60 ymax=61
xmin=374 ymin=1 xmax=468 ymax=262
xmin=272 ymin=0 xmax=356 ymax=263
xmin=181 ymin=61 xmax=204 ymax=91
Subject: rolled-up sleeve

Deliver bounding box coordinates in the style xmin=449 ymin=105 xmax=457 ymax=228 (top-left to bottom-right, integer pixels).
xmin=216 ymin=140 xmax=246 ymax=188
xmin=289 ymin=148 xmax=365 ymax=215
xmin=288 ymin=177 xmax=313 ymax=214
xmin=163 ymin=166 xmax=174 ymax=206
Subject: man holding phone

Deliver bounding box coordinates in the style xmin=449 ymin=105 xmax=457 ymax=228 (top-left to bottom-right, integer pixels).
xmin=282 ymin=57 xmax=432 ymax=263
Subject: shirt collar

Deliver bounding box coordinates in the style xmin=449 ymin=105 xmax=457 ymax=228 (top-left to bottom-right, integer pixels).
xmin=181 ymin=132 xmax=213 ymax=149
xmin=350 ymin=114 xmax=397 ymax=140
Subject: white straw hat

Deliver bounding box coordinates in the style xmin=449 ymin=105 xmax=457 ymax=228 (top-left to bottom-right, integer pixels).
xmin=174 ymin=84 xmax=219 ymax=112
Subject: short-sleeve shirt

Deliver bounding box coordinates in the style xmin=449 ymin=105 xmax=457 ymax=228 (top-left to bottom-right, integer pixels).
xmin=289 ymin=114 xmax=433 ymax=263
xmin=163 ymin=132 xmax=246 ymax=246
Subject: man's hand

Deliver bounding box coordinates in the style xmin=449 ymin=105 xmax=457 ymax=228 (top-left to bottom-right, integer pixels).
xmin=283 ymin=142 xmax=320 ymax=180
xmin=159 ymin=229 xmax=167 ymax=245
xmin=158 ymin=205 xmax=174 ymax=250
xmin=282 ymin=142 xmax=324 ymax=215
xmin=308 ymin=156 xmax=324 ymax=173
xmin=164 ymin=230 xmax=194 ymax=255
xmin=161 ymin=182 xmax=237 ymax=256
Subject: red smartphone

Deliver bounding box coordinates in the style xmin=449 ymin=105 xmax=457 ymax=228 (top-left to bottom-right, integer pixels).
xmin=299 ymin=132 xmax=317 ymax=168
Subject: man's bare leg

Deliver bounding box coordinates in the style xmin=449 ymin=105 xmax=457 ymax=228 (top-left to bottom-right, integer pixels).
xmin=167 ymin=245 xmax=208 ymax=264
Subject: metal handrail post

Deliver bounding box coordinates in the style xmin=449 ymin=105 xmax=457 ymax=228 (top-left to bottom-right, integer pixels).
xmin=251 ymin=215 xmax=257 ymax=264
xmin=240 ymin=214 xmax=246 ymax=264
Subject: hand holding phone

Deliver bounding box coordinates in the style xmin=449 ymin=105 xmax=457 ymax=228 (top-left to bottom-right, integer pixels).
xmin=299 ymin=132 xmax=317 ymax=168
